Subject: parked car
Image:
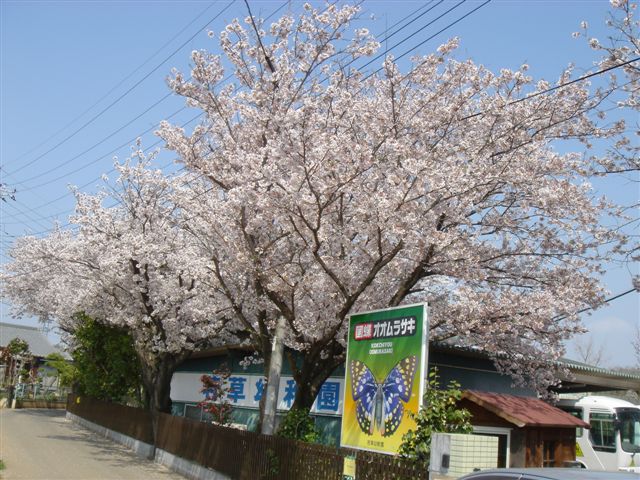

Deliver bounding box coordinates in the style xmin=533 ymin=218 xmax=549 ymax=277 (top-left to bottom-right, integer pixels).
xmin=458 ymin=468 xmax=639 ymax=479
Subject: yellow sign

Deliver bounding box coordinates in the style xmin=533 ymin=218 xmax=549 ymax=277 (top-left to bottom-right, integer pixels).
xmin=341 ymin=304 xmax=428 ymax=455
xmin=343 ymin=456 xmax=356 ymax=480
xmin=576 ymin=442 xmax=583 ymax=457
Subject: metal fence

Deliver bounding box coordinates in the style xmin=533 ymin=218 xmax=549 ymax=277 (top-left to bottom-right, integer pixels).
xmin=15 ymin=382 xmax=70 ymax=401
xmin=67 ymin=395 xmax=428 ymax=480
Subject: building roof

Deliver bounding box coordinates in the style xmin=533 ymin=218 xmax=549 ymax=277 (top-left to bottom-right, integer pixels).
xmin=556 ymin=358 xmax=640 ymax=393
xmin=432 ymin=342 xmax=640 ymax=393
xmin=560 ymin=358 xmax=640 ymax=380
xmin=0 ymin=322 xmax=61 ymax=358
xmin=462 ymin=390 xmax=590 ymax=429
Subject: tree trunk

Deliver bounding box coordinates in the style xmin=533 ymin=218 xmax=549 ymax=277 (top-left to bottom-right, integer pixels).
xmin=261 ymin=317 xmax=286 ymax=434
xmin=139 ymin=354 xmax=179 ymax=458
xmin=256 ymin=334 xmax=274 ymax=432
xmin=289 ymin=340 xmax=345 ymax=413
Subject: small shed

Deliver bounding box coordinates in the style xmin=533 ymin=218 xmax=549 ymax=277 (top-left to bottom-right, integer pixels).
xmin=459 ymin=390 xmax=590 ymax=468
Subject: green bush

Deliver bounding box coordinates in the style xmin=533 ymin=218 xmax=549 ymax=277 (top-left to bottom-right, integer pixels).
xmin=399 ymin=368 xmax=472 ymax=467
xmin=276 ymin=408 xmax=320 ymax=443
xmin=44 ymin=352 xmax=77 ymax=388
xmin=70 ymin=313 xmax=144 ymax=405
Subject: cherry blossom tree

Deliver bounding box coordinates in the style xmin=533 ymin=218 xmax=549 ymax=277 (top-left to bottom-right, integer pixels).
xmin=578 ymin=0 xmax=638 ymax=123
xmin=158 ymin=3 xmax=625 ymax=409
xmin=575 ymin=0 xmax=639 ymax=283
xmin=2 ymin=152 xmax=230 ymax=441
xmin=1 ymin=167 xmax=16 ymax=202
xmin=574 ymin=0 xmax=638 ymax=177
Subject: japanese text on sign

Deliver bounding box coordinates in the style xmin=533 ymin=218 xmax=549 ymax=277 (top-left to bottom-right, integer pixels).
xmin=353 ymin=316 xmax=417 ymax=341
xmin=170 ymin=372 xmax=344 ymax=416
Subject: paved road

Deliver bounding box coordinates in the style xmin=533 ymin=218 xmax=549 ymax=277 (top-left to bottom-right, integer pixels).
xmin=0 ymin=409 xmax=186 ymax=479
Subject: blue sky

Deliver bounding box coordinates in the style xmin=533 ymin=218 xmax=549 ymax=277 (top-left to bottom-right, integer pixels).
xmin=1 ymin=0 xmax=638 ymax=367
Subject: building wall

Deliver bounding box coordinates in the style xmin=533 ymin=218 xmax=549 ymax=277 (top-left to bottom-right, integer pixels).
xmin=458 ymin=399 xmax=513 ymax=429
xmin=171 ymin=347 xmax=535 ymax=447
xmin=524 ymin=427 xmax=577 ymax=468
xmin=429 ymin=348 xmax=534 ymax=396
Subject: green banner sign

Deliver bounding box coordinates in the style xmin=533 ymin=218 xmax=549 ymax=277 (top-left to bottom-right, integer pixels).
xmin=340 ymin=304 xmax=428 ymax=455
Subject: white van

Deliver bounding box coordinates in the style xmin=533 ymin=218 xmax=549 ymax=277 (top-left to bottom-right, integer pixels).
xmin=558 ymin=396 xmax=640 ymax=472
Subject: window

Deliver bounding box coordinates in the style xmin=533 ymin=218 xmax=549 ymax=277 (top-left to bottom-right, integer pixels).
xmin=184 ymin=404 xmax=204 ymax=421
xmin=171 ymin=403 xmax=185 ymax=417
xmin=589 ymin=412 xmax=616 ymax=452
xmin=563 ymin=406 xmax=584 ymax=437
xmin=617 ymin=408 xmax=640 ymax=453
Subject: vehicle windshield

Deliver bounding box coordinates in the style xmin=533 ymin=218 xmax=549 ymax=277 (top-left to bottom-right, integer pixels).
xmin=617 ymin=408 xmax=640 ymax=453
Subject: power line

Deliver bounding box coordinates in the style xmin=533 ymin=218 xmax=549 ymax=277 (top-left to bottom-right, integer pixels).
xmin=359 ymin=0 xmax=462 ymax=73
xmin=377 ymin=1 xmax=441 ymax=40
xmin=10 ymin=0 xmax=291 ymax=194
xmin=3 ymin=1 xmax=221 ymax=170
xmin=365 ymin=0 xmax=492 ymax=83
xmin=1 ymin=210 xmax=68 ymax=224
xmin=5 ymin=0 xmax=235 ymax=177
xmin=0 ymin=2 xmax=294 ymax=230
xmin=1 ymin=199 xmax=66 ymax=224
xmin=311 ymin=0 xmax=448 ymax=84
xmin=9 ymin=0 xmax=622 ymax=240
xmin=10 ymin=0 xmax=432 ymax=203
xmin=402 ymin=53 xmax=638 ymax=125
xmin=8 ymin=112 xmax=205 ymax=237
xmin=1 ymin=202 xmax=52 ymax=231
xmin=8 ymin=1 xmax=396 ymax=202
xmin=15 ymin=105 xmax=187 ymax=189
xmin=2 ymin=0 xmax=503 ymax=239
xmin=1 ymin=201 xmax=52 ymax=232
xmin=461 ymin=56 xmax=640 ymax=121
xmin=553 ymin=288 xmax=638 ymax=322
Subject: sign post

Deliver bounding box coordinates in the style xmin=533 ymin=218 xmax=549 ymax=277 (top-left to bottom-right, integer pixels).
xmin=340 ymin=303 xmax=428 ymax=455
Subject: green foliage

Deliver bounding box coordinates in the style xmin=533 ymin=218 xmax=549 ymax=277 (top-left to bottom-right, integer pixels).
xmin=276 ymin=408 xmax=320 ymax=443
xmin=263 ymin=449 xmax=280 ymax=477
xmin=44 ymin=352 xmax=77 ymax=388
xmin=3 ymin=338 xmax=29 ymax=357
xmin=18 ymin=366 xmax=32 ymax=380
xmin=71 ymin=313 xmax=144 ymax=404
xmin=1 ymin=338 xmax=32 ymax=386
xmin=44 ymin=390 xmax=60 ymax=401
xmin=399 ymin=369 xmax=472 ymax=467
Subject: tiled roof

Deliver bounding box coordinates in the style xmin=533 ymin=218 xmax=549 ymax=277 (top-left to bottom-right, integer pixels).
xmin=559 ymin=358 xmax=640 ymax=381
xmin=433 ymin=341 xmax=640 ymax=383
xmin=0 ymin=322 xmax=61 ymax=358
xmin=462 ymin=390 xmax=590 ymax=429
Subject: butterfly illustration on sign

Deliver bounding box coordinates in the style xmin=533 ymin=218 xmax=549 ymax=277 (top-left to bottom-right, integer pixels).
xmin=349 ymin=356 xmax=418 ymax=437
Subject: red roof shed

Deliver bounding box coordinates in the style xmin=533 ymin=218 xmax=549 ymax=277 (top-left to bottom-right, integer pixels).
xmin=459 ymin=390 xmax=589 ymax=468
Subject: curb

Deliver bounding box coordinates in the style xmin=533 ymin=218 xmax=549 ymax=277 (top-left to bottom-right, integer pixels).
xmin=65 ymin=412 xmax=230 ymax=480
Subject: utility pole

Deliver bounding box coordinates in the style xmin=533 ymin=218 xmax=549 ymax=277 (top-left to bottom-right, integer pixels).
xmin=261 ymin=316 xmax=286 ymax=435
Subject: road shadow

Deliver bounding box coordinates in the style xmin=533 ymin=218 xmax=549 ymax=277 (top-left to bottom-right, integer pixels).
xmin=38 ymin=417 xmax=183 ymax=476
xmin=1 ymin=408 xmax=183 ymax=478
